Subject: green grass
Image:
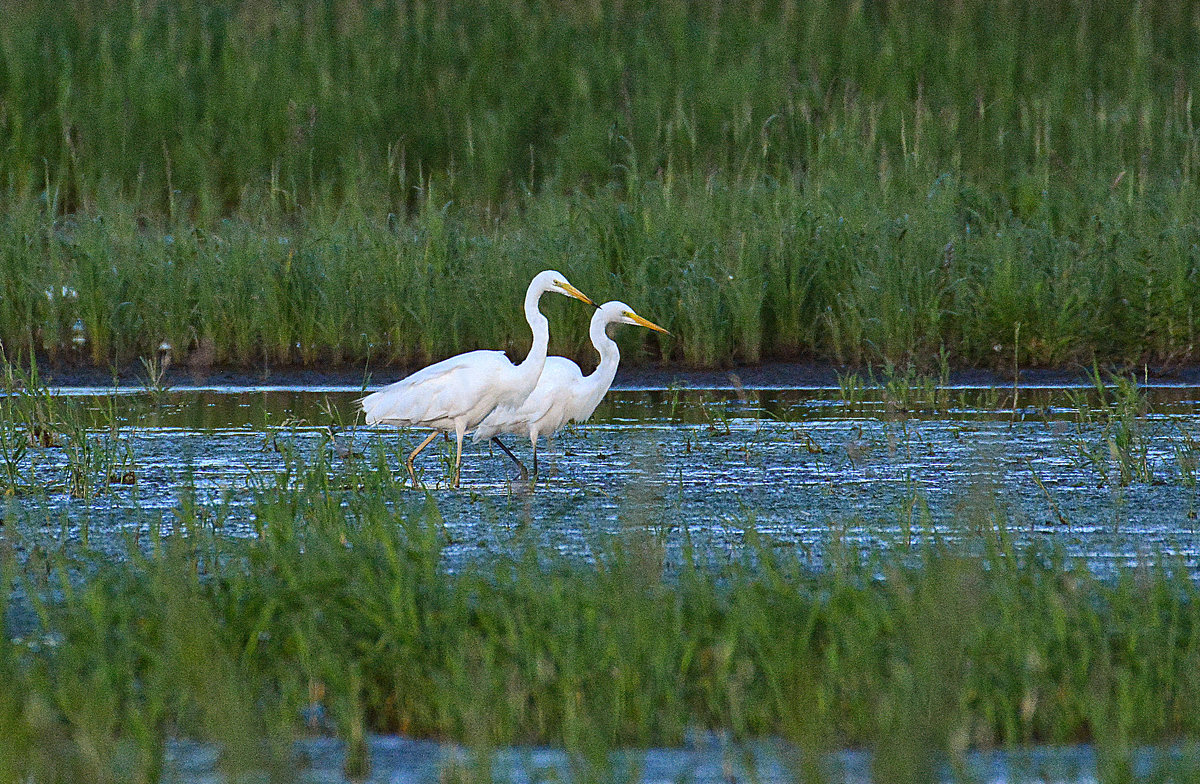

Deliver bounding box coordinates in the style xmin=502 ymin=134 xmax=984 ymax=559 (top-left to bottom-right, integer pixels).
xmin=4 ymin=173 xmax=1200 ymax=373
xmin=3 ymin=0 xmax=1198 ymax=214
xmin=3 ymin=364 xmax=1200 ymax=780
xmin=5 ymin=431 xmax=1200 ymax=782
xmin=1 ymin=0 xmax=1200 ymax=371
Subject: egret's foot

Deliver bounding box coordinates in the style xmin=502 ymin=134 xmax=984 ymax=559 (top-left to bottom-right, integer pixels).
xmin=509 ymin=475 xmax=535 ymax=496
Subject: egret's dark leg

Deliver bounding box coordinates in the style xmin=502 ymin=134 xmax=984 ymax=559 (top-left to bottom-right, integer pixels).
xmin=491 ymin=437 xmax=529 ymax=480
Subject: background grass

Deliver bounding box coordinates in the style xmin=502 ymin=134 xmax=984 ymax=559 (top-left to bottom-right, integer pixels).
xmin=2 ymin=0 xmax=1200 ymax=370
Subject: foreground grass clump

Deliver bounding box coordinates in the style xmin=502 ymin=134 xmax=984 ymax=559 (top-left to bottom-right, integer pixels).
xmin=5 ymin=449 xmax=1200 ymax=780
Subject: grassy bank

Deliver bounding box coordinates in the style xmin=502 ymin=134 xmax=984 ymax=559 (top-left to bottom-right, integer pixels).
xmin=4 ymin=437 xmax=1200 ymax=781
xmin=3 ymin=0 xmax=1200 ymax=371
xmin=7 ymin=172 xmax=1200 ymax=373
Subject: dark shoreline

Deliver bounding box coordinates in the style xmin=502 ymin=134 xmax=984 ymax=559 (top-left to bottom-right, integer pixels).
xmin=27 ymin=360 xmax=1200 ymax=391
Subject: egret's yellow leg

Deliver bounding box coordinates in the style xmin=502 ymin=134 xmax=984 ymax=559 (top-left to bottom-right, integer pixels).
xmin=406 ymin=431 xmax=439 ymax=487
xmin=452 ymin=425 xmax=466 ymax=488
xmin=529 ymin=431 xmax=542 ymax=481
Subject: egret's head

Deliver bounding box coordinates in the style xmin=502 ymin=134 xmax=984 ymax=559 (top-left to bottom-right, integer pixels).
xmin=596 ymin=300 xmax=671 ymax=335
xmin=533 ymin=269 xmax=594 ymax=306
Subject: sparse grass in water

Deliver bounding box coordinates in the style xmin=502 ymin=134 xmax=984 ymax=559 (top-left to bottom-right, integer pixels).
xmin=1064 ymin=368 xmax=1159 ymax=487
xmin=4 ymin=437 xmax=1200 ymax=781
xmin=0 ymin=353 xmax=139 ymax=499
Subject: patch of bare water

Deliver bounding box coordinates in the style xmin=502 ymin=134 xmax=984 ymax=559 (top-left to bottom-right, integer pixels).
xmin=160 ymin=734 xmax=1200 ymax=784
xmin=8 ymin=386 xmax=1200 ymax=573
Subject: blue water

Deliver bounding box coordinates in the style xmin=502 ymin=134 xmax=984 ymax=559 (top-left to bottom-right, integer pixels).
xmin=11 ymin=385 xmax=1200 ymax=783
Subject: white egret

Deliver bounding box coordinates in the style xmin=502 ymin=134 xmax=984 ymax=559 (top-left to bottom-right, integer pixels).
xmin=473 ymin=300 xmax=670 ymax=479
xmin=360 ymin=270 xmax=594 ymax=487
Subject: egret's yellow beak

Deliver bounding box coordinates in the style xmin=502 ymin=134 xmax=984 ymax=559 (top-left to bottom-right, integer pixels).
xmin=628 ymin=311 xmax=671 ymax=336
xmin=556 ymin=281 xmax=595 ymax=306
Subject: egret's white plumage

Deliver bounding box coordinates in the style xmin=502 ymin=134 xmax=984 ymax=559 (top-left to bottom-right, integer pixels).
xmin=360 ymin=270 xmax=594 ymax=486
xmin=473 ymin=300 xmax=669 ymax=477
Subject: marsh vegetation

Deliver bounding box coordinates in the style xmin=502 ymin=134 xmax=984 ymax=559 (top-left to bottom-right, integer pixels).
xmin=3 ymin=0 xmax=1200 ymax=370
xmin=3 ymin=367 xmax=1200 ymax=781
xmin=5 ymin=1 xmax=1200 ymax=779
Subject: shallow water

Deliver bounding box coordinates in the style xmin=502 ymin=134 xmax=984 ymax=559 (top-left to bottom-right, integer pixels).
xmin=159 ymin=734 xmax=1200 ymax=784
xmin=12 ymin=384 xmax=1200 ymax=782
xmin=9 ymin=384 xmax=1200 ymax=573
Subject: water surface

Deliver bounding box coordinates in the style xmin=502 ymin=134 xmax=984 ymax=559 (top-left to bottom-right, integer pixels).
xmin=12 ymin=383 xmax=1200 ymax=783
xmin=9 ymin=384 xmax=1200 ymax=572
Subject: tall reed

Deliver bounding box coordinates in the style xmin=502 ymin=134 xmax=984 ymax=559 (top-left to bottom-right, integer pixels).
xmin=3 ymin=0 xmax=1198 ymax=214
xmin=3 ymin=173 xmax=1200 ymax=371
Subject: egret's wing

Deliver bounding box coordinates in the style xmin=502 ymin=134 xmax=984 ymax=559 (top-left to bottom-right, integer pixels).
xmin=471 ymin=357 xmax=578 ymax=441
xmin=361 ymin=350 xmax=511 ymax=426
xmin=471 ymin=388 xmax=530 ymax=441
xmin=520 ymin=358 xmax=582 ymax=423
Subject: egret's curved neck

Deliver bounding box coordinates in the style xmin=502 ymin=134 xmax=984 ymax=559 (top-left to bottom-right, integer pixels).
xmin=579 ymin=316 xmax=620 ymax=411
xmin=516 ymin=283 xmax=551 ymax=382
